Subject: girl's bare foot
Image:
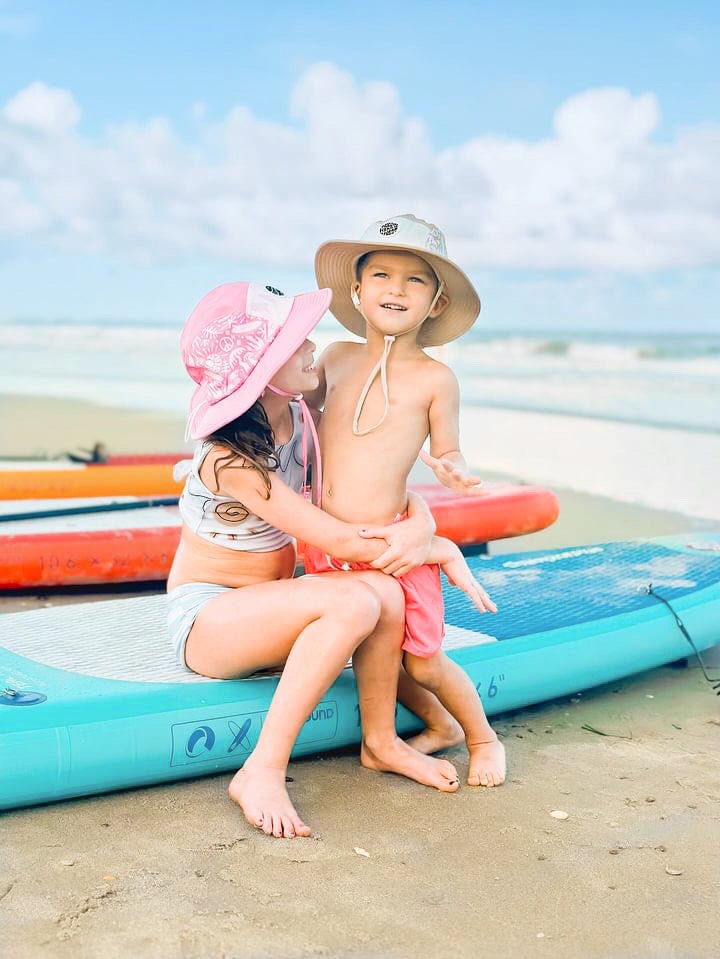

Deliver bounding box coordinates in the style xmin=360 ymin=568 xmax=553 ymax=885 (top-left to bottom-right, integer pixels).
xmin=360 ymin=736 xmax=460 ymax=792
xmin=467 ymin=736 xmax=506 ymax=787
xmin=228 ymin=760 xmax=311 ymax=838
xmin=406 ymin=716 xmax=464 ymax=755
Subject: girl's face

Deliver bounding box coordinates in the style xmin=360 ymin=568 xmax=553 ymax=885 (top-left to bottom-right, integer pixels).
xmin=269 ymin=338 xmax=318 ymax=394
xmin=355 ymin=251 xmax=448 ymax=337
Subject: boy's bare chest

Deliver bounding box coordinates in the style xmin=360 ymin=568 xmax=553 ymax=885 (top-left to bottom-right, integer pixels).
xmin=323 ymin=355 xmax=433 ymax=432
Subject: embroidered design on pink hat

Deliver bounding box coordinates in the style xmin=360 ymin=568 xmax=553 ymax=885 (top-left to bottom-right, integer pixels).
xmin=186 ymin=310 xmax=286 ymax=405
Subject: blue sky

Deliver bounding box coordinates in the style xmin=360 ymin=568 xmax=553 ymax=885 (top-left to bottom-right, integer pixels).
xmin=1 ymin=0 xmax=719 ymax=331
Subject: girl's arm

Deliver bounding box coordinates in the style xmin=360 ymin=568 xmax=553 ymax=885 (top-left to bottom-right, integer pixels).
xmin=356 ymin=490 xmax=436 ymax=576
xmin=210 ymin=455 xmax=397 ymax=565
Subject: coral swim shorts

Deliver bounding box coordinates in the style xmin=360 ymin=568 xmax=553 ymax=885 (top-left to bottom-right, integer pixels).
xmin=303 ymin=544 xmax=445 ymax=659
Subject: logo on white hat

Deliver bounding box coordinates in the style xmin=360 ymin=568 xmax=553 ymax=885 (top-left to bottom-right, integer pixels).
xmin=425 ymin=227 xmax=446 ymax=255
xmin=379 ymin=221 xmax=398 ymax=236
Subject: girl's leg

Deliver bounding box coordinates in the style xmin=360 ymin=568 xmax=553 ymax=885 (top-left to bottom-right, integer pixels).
xmin=186 ymin=575 xmax=382 ymax=837
xmin=404 ymin=651 xmax=506 ymax=787
xmin=341 ymin=570 xmax=459 ymax=793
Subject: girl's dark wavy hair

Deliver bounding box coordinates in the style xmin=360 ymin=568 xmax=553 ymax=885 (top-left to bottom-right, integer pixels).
xmin=206 ymin=400 xmax=279 ymax=501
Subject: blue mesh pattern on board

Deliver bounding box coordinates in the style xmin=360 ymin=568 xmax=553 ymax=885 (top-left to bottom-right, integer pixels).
xmin=444 ymin=541 xmax=720 ymax=641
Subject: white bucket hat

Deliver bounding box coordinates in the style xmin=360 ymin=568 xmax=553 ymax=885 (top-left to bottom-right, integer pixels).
xmin=314 ymin=213 xmax=481 ymax=348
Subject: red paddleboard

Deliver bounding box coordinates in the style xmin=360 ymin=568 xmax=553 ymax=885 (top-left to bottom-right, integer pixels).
xmin=0 ymin=484 xmax=559 ymax=589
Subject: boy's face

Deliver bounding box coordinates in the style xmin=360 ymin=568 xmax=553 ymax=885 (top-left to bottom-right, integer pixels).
xmin=356 ymin=251 xmax=447 ymax=337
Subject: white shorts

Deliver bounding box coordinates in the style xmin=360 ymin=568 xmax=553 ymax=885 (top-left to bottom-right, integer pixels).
xmin=166 ymin=581 xmax=233 ymax=665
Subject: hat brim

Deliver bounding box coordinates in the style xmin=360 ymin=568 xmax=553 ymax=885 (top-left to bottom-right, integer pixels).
xmin=315 ymin=240 xmax=480 ymax=347
xmin=188 ymin=287 xmax=332 ymax=440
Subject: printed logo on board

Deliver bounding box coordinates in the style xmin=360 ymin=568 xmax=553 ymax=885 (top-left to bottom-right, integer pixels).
xmin=227 ymin=718 xmax=253 ymax=754
xmin=185 ymin=725 xmax=216 ymax=758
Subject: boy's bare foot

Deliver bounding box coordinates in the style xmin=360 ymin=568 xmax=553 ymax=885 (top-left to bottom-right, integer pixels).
xmin=228 ymin=760 xmax=311 ymax=838
xmin=361 ymin=736 xmax=460 ymax=792
xmin=406 ymin=717 xmax=464 ymax=755
xmin=467 ymin=736 xmax=506 ymax=787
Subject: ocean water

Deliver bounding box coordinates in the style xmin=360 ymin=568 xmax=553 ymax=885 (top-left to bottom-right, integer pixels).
xmin=3 ymin=318 xmax=719 ymax=518
xmin=2 ymin=319 xmax=719 ymax=435
xmin=444 ymin=330 xmax=720 ymax=435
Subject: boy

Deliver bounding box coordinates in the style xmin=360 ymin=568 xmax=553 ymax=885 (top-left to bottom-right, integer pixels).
xmin=305 ymin=214 xmax=506 ymax=788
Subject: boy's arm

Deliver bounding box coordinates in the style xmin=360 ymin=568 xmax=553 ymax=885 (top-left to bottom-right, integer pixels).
xmin=427 ymin=536 xmax=497 ymax=614
xmin=422 ymin=365 xmax=483 ymax=493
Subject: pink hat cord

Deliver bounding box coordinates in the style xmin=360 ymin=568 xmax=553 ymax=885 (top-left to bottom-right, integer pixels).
xmin=266 ymin=385 xmax=323 ymax=507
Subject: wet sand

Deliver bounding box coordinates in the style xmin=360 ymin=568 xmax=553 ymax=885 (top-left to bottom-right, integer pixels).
xmin=2 ymin=395 xmax=720 ymax=958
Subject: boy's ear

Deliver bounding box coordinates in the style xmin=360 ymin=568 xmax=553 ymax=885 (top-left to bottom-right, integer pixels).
xmin=350 ymin=284 xmax=361 ymax=309
xmin=429 ymin=291 xmax=449 ymax=318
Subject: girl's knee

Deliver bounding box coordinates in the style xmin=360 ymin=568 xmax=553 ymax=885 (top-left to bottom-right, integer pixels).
xmin=357 ymin=572 xmax=405 ymax=623
xmin=331 ymin=579 xmax=381 ymax=635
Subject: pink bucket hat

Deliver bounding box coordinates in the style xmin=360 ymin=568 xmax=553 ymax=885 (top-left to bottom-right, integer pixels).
xmin=181 ymin=282 xmax=332 ymax=440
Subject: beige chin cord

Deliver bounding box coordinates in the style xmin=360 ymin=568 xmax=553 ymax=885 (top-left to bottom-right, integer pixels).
xmin=351 ymin=281 xmax=445 ymax=436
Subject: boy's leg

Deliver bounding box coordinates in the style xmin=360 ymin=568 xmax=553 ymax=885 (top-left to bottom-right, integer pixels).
xmin=396 ymin=666 xmax=464 ymax=754
xmin=393 ymin=562 xmax=463 ymax=754
xmin=340 ymin=570 xmax=460 ymax=793
xmin=404 ymin=651 xmax=506 ymax=787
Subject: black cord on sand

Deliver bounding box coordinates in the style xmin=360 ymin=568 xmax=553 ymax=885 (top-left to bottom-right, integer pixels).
xmin=643 ymin=584 xmax=720 ymax=695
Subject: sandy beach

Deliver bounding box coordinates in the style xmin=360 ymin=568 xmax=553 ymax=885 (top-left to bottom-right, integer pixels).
xmin=2 ymin=395 xmax=720 ymax=959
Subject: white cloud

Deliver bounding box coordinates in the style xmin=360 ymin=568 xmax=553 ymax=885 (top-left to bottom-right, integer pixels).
xmin=2 ymin=81 xmax=81 ymax=135
xmin=1 ymin=64 xmax=719 ymax=270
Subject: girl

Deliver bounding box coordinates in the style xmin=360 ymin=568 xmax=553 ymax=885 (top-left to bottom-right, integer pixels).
xmin=168 ymin=281 xmax=487 ymax=839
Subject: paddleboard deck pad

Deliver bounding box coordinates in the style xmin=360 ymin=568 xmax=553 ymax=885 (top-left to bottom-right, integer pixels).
xmin=1 ymin=534 xmax=719 ymax=811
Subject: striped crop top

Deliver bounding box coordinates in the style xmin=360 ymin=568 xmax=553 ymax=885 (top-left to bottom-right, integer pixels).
xmin=176 ymin=401 xmax=307 ymax=552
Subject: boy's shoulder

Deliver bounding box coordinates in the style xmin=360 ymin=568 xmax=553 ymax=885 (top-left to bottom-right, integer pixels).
xmin=319 ymin=340 xmax=364 ymax=368
xmin=417 ymin=352 xmax=459 ymax=390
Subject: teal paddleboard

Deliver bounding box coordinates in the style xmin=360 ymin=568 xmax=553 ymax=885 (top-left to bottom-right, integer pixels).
xmin=1 ymin=533 xmax=719 ymax=811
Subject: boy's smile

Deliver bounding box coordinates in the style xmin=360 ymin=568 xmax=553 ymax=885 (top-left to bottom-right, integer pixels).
xmin=356 ymin=251 xmax=446 ymax=337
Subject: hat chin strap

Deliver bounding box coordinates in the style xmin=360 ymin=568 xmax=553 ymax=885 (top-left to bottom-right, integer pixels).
xmin=265 ymin=384 xmax=322 ymax=507
xmin=184 ymin=398 xmax=208 ymax=443
xmin=351 ymin=281 xmax=445 ymax=437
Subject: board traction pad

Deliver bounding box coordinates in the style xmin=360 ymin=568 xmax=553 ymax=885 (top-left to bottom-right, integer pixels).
xmin=1 ymin=540 xmax=719 ymax=686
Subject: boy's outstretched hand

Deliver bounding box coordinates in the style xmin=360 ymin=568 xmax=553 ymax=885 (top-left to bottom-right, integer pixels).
xmin=418 ymin=450 xmax=484 ymax=494
xmin=441 ymin=544 xmax=497 ymax=615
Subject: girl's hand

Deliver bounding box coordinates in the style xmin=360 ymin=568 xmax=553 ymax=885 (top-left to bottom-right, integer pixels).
xmin=418 ymin=450 xmax=483 ymax=493
xmin=358 ymin=518 xmax=433 ymax=577
xmin=441 ymin=546 xmax=497 ymax=614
